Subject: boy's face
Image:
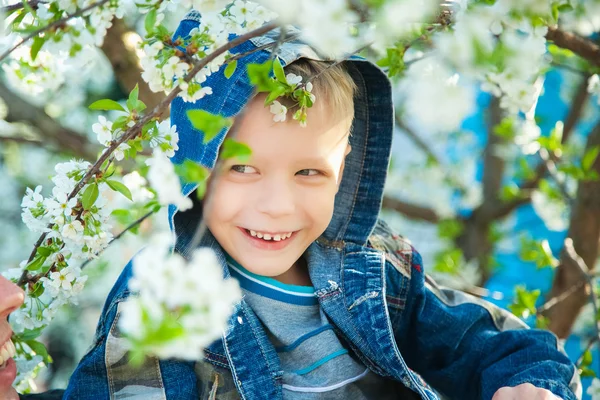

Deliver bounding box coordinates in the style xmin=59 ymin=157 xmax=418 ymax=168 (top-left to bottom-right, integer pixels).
xmin=203 ymin=94 xmax=352 ymax=279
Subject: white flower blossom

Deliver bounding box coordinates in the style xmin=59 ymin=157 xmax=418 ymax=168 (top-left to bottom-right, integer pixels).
xmin=399 ymin=58 xmax=475 ymax=134
xmin=285 ymin=73 xmax=302 ymax=86
xmin=146 ymin=150 xmax=193 ymax=211
xmin=531 ymin=190 xmax=569 ymax=231
xmin=269 ymin=100 xmax=287 ymax=122
xmin=62 ymin=220 xmax=84 ymax=241
xmin=93 ymin=115 xmax=113 ymax=146
xmin=588 ymin=378 xmax=600 ymax=400
xmin=120 ymin=238 xmax=242 ymax=360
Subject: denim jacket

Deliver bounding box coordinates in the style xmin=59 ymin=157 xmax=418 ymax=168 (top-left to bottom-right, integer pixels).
xmin=63 ymin=10 xmax=582 ymax=400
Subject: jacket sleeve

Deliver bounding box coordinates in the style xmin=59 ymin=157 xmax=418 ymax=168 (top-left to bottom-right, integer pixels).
xmin=390 ymin=245 xmax=582 ymax=400
xmin=63 ymin=260 xmax=199 ymax=399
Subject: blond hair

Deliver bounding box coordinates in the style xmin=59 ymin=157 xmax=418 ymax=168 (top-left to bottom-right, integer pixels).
xmin=284 ymin=59 xmax=357 ymax=120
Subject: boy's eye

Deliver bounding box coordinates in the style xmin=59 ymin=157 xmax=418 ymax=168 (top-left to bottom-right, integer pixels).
xmin=231 ymin=165 xmax=257 ymax=174
xmin=296 ymin=169 xmax=321 ymax=176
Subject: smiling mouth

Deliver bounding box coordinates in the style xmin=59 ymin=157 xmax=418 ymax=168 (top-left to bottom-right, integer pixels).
xmin=243 ymin=228 xmax=296 ymax=242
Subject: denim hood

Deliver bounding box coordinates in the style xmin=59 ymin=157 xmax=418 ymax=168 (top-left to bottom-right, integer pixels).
xmin=168 ymin=10 xmax=394 ymax=251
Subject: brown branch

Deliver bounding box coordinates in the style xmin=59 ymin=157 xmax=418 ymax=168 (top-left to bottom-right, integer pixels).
xmin=17 ymin=21 xmax=280 ymax=287
xmin=101 ymin=19 xmax=165 ymax=110
xmin=395 ymin=114 xmax=441 ymax=165
xmin=544 ymin=122 xmax=600 ymax=338
xmin=485 ymin=74 xmax=591 ymax=221
xmin=546 ymin=26 xmax=600 ymax=67
xmin=381 ymin=196 xmax=441 ymax=223
xmin=1 ymin=0 xmax=47 ymax=13
xmin=0 ymin=0 xmax=110 ymax=62
xmin=0 ymin=82 xmax=97 ymax=160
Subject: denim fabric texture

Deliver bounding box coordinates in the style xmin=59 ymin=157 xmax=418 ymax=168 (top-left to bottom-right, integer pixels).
xmin=63 ymin=9 xmax=582 ymax=400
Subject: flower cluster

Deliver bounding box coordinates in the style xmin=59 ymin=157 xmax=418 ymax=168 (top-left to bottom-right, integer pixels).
xmin=146 ymin=149 xmax=193 ymax=211
xmin=119 ymin=233 xmax=242 ymax=360
xmin=588 ymin=74 xmax=600 ymax=105
xmin=139 ymin=0 xmax=275 ymax=102
xmin=10 ymin=160 xmax=114 ymax=332
xmin=268 ymin=72 xmax=316 ymax=126
xmin=92 ymin=114 xmax=179 ymax=160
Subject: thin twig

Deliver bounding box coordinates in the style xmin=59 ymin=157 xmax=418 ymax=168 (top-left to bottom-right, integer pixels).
xmin=0 ymin=0 xmax=109 ymax=63
xmin=563 ymin=237 xmax=600 ymax=372
xmin=1 ymin=0 xmax=47 ymax=13
xmin=576 ymin=336 xmax=600 ymax=367
xmin=80 ymin=209 xmax=156 ymax=270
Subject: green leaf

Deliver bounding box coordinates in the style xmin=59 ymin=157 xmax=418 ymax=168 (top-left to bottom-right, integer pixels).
xmin=247 ymin=60 xmax=276 ymax=92
xmin=106 ymin=180 xmax=133 ymax=201
xmin=145 ymin=8 xmax=157 ymax=35
xmin=437 ymin=219 xmax=464 ymax=240
xmin=82 ymin=183 xmax=100 ymax=210
xmin=17 ymin=327 xmax=44 ymax=341
xmin=186 ymin=109 xmax=232 ymax=144
xmin=264 ymin=84 xmax=287 ymax=106
xmin=29 ymin=281 xmax=45 ymax=298
xmin=37 ymin=246 xmax=53 ymax=257
xmin=493 ymin=117 xmax=515 ymax=140
xmin=175 ymin=160 xmax=210 ymax=184
xmin=224 ymin=60 xmax=237 ymax=79
xmin=127 ymin=84 xmax=140 ymax=111
xmin=582 ymin=349 xmax=593 ymax=368
xmin=26 ymin=340 xmax=52 ymax=364
xmin=273 ymin=57 xmax=286 ymax=83
xmin=582 ymin=145 xmax=600 ymax=171
xmin=26 ymin=256 xmax=46 ymax=271
xmin=30 ymin=36 xmax=45 ymax=61
xmin=220 ymin=138 xmax=252 ymax=162
xmin=508 ymin=285 xmax=540 ymax=319
xmin=433 ymin=248 xmax=463 ymax=275
xmin=89 ymin=99 xmax=126 ymax=112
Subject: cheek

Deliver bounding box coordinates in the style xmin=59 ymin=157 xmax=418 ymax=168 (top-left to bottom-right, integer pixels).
xmin=304 ymin=186 xmax=337 ymax=230
xmin=203 ymin=180 xmax=244 ymax=228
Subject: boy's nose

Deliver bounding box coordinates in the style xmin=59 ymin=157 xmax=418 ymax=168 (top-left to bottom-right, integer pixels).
xmin=0 ymin=276 xmax=24 ymax=319
xmin=256 ymin=180 xmax=296 ymax=217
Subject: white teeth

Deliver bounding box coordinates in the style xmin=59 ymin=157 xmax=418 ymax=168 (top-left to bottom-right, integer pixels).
xmin=0 ymin=339 xmax=15 ymax=367
xmin=247 ymin=230 xmax=293 ymax=241
xmin=0 ymin=339 xmax=16 ymax=366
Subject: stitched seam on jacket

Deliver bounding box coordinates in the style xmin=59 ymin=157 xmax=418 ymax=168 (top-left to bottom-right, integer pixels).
xmin=222 ymin=336 xmax=247 ymax=400
xmin=337 ymin=62 xmax=368 ymax=242
xmin=106 ymin=310 xmax=120 ymax=399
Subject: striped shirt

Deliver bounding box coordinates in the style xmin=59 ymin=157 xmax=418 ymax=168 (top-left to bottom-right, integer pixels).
xmin=227 ymin=256 xmax=398 ymax=399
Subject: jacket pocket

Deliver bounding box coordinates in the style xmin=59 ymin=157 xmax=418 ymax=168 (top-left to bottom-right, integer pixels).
xmin=195 ymin=361 xmax=240 ymax=400
xmin=105 ymin=301 xmax=167 ymax=399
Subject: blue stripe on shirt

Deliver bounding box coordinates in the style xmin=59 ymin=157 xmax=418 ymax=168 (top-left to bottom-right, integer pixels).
xmin=276 ymin=324 xmax=334 ymax=353
xmin=292 ymin=349 xmax=349 ymax=376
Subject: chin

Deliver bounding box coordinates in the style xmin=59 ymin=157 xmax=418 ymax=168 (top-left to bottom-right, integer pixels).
xmin=3 ymin=388 xmax=19 ymax=400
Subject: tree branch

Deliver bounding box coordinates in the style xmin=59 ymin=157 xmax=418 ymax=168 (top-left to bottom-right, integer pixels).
xmin=1 ymin=0 xmax=47 ymax=13
xmin=381 ymin=196 xmax=441 ymax=223
xmin=544 ymin=122 xmax=600 ymax=338
xmin=546 ymin=26 xmax=600 ymax=67
xmin=395 ymin=114 xmax=441 ymax=165
xmin=101 ymin=19 xmax=165 ymax=110
xmin=0 ymin=0 xmax=110 ymax=62
xmin=0 ymin=82 xmax=97 ymax=160
xmin=486 ymin=74 xmax=591 ymax=221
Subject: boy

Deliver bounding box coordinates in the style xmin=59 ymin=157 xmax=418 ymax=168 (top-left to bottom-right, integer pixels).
xmin=64 ymin=9 xmax=581 ymax=400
